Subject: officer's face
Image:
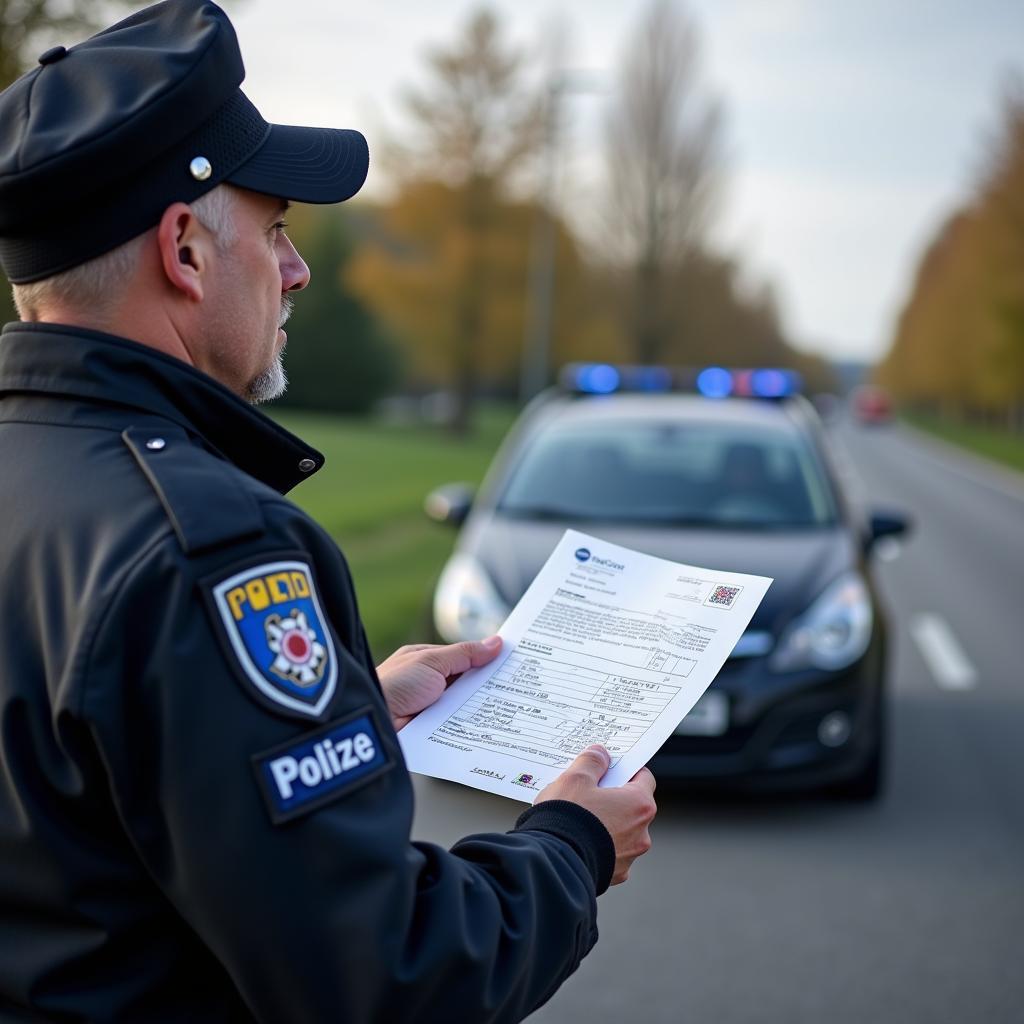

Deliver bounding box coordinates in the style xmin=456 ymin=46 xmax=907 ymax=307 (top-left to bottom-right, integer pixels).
xmin=203 ymin=188 xmax=310 ymax=404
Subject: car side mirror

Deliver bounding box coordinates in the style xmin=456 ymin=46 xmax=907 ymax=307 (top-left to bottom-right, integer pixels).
xmin=867 ymin=508 xmax=911 ymax=548
xmin=424 ymin=483 xmax=474 ymax=527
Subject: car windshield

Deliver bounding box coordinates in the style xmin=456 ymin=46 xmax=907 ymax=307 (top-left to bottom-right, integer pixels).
xmin=496 ymin=419 xmax=838 ymax=528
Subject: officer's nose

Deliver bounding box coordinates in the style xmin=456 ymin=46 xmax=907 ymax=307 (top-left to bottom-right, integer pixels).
xmin=280 ymin=234 xmax=311 ymax=292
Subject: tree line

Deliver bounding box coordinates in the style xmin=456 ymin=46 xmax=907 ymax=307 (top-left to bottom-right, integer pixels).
xmin=877 ymin=81 xmax=1024 ymax=430
xmin=333 ymin=1 xmax=832 ymax=430
xmin=1 ymin=1 xmax=833 ymax=427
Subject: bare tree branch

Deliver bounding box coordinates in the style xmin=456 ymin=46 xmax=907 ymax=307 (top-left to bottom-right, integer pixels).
xmin=380 ymin=6 xmax=544 ymax=433
xmin=390 ymin=7 xmax=544 ymax=191
xmin=602 ymin=0 xmax=724 ymax=362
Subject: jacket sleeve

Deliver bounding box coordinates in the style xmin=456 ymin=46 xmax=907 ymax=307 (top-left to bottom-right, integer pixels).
xmin=79 ymin=512 xmax=614 ymax=1024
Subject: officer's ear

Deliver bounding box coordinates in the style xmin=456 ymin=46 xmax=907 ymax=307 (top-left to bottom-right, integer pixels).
xmin=157 ymin=202 xmax=213 ymax=302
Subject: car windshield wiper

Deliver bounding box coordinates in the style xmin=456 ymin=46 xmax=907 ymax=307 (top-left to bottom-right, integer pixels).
xmin=498 ymin=505 xmax=593 ymax=521
xmin=499 ymin=507 xmax=732 ymax=526
xmin=499 ymin=507 xmax=826 ymax=529
xmin=659 ymin=518 xmax=825 ymax=531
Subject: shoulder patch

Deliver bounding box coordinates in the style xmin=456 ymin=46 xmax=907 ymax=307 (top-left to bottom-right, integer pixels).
xmin=123 ymin=424 xmax=265 ymax=555
xmin=253 ymin=707 xmax=393 ymax=824
xmin=205 ymin=557 xmax=339 ymax=719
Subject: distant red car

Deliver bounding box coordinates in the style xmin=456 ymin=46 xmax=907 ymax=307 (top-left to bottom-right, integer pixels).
xmin=851 ymin=386 xmax=893 ymax=424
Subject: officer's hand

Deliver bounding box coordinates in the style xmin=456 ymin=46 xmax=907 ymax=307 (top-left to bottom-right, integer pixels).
xmin=376 ymin=636 xmax=503 ymax=731
xmin=535 ymin=745 xmax=657 ymax=885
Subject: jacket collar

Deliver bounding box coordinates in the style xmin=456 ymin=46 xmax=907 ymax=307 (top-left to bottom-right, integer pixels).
xmin=0 ymin=322 xmax=323 ymax=494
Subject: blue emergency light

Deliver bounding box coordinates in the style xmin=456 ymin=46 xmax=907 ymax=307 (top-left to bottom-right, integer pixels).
xmin=561 ymin=363 xmax=802 ymax=399
xmin=695 ymin=366 xmax=734 ymax=398
xmin=573 ymin=363 xmax=621 ymax=394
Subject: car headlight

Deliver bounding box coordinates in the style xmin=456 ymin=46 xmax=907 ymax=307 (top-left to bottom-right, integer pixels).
xmin=770 ymin=572 xmax=873 ymax=673
xmin=433 ymin=553 xmax=512 ymax=643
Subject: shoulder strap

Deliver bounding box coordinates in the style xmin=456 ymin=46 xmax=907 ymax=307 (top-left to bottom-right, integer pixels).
xmin=122 ymin=423 xmax=265 ymax=555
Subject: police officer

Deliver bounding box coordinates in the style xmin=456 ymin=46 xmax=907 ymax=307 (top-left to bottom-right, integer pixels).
xmin=0 ymin=2 xmax=657 ymax=1020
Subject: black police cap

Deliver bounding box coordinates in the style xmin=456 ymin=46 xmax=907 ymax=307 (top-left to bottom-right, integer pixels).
xmin=0 ymin=0 xmax=369 ymax=284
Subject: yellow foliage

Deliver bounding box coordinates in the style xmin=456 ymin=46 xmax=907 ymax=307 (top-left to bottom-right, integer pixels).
xmin=347 ymin=179 xmax=609 ymax=392
xmin=879 ymin=84 xmax=1024 ymax=418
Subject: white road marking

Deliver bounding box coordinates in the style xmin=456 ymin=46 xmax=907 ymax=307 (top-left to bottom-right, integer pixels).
xmin=910 ymin=613 xmax=979 ymax=690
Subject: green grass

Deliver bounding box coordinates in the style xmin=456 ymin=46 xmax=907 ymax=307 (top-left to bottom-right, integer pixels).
xmin=905 ymin=412 xmax=1024 ymax=475
xmin=274 ymin=406 xmax=517 ymax=660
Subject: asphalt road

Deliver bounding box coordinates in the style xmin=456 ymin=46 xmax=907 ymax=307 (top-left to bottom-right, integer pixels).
xmin=409 ymin=418 xmax=1024 ymax=1024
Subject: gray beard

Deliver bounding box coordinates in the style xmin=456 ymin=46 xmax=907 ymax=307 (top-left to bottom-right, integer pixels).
xmin=246 ymin=353 xmax=287 ymax=405
xmin=247 ymin=295 xmax=294 ymax=405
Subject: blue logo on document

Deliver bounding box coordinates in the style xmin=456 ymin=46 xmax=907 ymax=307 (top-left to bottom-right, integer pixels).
xmin=575 ymin=547 xmax=591 ymax=562
xmin=252 ymin=709 xmax=393 ymax=823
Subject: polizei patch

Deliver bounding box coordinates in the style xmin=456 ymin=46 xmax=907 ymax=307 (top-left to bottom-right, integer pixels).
xmin=253 ymin=709 xmax=392 ymax=823
xmin=208 ymin=559 xmax=338 ymax=718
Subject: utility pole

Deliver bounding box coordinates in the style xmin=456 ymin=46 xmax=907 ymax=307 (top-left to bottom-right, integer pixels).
xmin=519 ymin=78 xmax=561 ymax=404
xmin=519 ymin=69 xmax=603 ymax=404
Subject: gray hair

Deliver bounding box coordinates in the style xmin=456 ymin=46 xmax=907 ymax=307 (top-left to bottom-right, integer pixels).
xmin=11 ymin=185 xmax=239 ymax=321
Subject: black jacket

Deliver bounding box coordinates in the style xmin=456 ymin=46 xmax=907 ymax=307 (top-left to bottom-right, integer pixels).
xmin=0 ymin=323 xmax=614 ymax=1023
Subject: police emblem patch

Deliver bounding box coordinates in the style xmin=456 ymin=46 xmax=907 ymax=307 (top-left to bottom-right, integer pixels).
xmin=209 ymin=559 xmax=338 ymax=718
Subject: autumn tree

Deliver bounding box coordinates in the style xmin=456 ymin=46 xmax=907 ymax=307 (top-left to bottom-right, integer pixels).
xmin=585 ymin=245 xmax=831 ymax=388
xmin=878 ymin=77 xmax=1024 ymax=427
xmin=271 ymin=204 xmax=399 ymax=416
xmin=978 ymin=79 xmax=1024 ymax=421
xmin=382 ymin=7 xmax=543 ymax=432
xmin=348 ymin=181 xmax=612 ymax=397
xmin=603 ymin=0 xmax=723 ymax=364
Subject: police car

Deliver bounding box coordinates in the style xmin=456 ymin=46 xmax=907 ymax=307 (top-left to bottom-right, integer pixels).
xmin=425 ymin=365 xmax=910 ymax=800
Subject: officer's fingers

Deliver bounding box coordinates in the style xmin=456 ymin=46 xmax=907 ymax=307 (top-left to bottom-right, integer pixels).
xmin=465 ymin=635 xmax=503 ymax=666
xmin=565 ymin=744 xmax=611 ymax=786
xmin=626 ymin=766 xmax=657 ymax=795
xmin=376 ymin=643 xmax=440 ymax=675
xmin=393 ymin=643 xmax=440 ymax=657
xmin=420 ymin=636 xmax=502 ymax=678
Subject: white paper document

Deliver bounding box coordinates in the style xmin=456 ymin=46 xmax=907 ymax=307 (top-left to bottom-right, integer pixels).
xmin=399 ymin=530 xmax=772 ymax=802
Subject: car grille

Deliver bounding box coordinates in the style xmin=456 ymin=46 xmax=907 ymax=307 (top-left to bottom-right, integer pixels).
xmin=658 ymin=728 xmax=754 ymax=757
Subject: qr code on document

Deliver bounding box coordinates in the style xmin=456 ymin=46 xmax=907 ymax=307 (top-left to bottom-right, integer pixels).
xmin=705 ymin=584 xmax=742 ymax=609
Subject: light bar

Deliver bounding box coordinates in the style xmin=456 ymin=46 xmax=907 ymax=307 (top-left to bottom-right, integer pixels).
xmin=560 ymin=363 xmax=677 ymax=395
xmin=561 ymin=363 xmax=802 ymax=399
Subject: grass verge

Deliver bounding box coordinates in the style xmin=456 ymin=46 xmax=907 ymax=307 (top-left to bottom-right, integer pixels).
xmin=904 ymin=413 xmax=1024 ymax=475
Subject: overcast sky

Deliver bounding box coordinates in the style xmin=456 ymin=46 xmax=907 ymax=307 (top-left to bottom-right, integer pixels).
xmin=223 ymin=0 xmax=1024 ymax=363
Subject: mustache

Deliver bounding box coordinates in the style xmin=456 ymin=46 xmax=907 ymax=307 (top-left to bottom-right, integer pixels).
xmin=279 ymin=294 xmax=295 ymax=328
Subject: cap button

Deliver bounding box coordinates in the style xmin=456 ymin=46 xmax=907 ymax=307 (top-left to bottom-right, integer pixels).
xmin=298 ymin=458 xmax=317 ymax=473
xmin=145 ymin=437 xmax=167 ymax=451
xmin=189 ymin=156 xmax=213 ymax=181
xmin=38 ymin=45 xmax=67 ymax=65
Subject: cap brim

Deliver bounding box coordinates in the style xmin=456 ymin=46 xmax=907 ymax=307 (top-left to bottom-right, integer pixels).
xmin=226 ymin=124 xmax=369 ymax=204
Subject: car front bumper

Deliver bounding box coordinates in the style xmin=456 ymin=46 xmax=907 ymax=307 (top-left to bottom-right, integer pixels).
xmin=650 ymin=635 xmax=885 ymax=791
